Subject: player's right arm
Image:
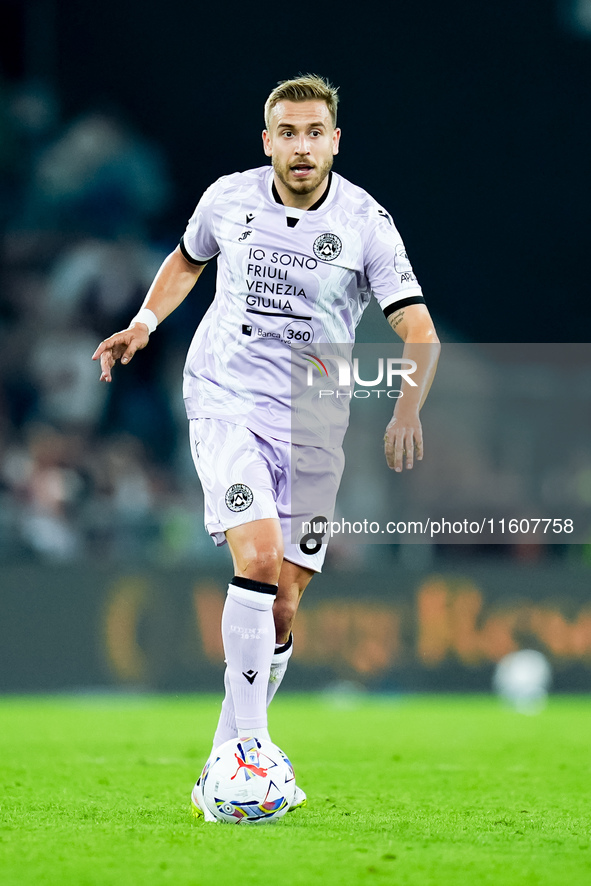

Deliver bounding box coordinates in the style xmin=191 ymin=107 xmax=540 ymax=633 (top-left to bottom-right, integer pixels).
xmin=92 ymin=246 xmax=206 ymax=382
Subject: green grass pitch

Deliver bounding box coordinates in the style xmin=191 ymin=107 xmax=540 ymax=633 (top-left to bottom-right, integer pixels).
xmin=1 ymin=693 xmax=590 ymax=885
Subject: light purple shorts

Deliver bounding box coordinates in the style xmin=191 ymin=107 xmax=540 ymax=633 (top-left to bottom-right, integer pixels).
xmin=189 ymin=418 xmax=344 ymax=572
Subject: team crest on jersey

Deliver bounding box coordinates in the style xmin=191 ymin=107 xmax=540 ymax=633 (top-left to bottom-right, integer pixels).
xmin=225 ymin=484 xmax=254 ymax=512
xmin=313 ymin=233 xmax=342 ymax=262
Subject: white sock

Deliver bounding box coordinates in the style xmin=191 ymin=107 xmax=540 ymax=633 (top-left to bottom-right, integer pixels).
xmin=221 ymin=576 xmax=276 ymax=742
xmin=211 ymin=667 xmax=237 ymax=751
xmin=267 ymin=634 xmax=294 ymax=707
xmin=211 ymin=634 xmax=294 ymax=752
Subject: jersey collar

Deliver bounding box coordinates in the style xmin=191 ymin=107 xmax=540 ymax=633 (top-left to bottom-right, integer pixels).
xmin=267 ymin=168 xmax=336 ymax=215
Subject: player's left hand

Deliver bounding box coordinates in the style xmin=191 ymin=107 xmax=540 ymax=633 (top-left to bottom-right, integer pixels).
xmin=383 ymin=412 xmax=423 ymax=472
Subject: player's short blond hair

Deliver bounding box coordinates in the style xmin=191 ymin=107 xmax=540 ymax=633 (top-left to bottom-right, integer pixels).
xmin=264 ymin=74 xmax=339 ymax=130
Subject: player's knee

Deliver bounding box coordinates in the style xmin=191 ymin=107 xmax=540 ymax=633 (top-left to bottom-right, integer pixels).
xmin=239 ymin=545 xmax=283 ymax=585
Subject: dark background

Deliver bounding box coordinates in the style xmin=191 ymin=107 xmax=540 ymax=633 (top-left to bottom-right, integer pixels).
xmin=2 ymin=0 xmax=589 ymax=342
xmin=1 ymin=0 xmax=590 ymax=692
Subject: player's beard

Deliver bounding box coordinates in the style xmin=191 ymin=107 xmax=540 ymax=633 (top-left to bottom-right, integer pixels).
xmin=272 ymin=154 xmax=334 ymax=197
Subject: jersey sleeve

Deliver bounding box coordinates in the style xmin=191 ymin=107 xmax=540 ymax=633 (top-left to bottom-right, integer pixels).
xmin=179 ymin=179 xmax=223 ymax=265
xmin=364 ymin=207 xmax=426 ymax=319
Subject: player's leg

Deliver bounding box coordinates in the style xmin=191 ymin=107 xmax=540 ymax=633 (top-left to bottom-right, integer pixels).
xmin=219 ymin=518 xmax=283 ymax=744
xmin=267 ymin=559 xmax=314 ymax=707
xmin=274 ymin=559 xmax=315 ymax=644
xmin=188 ymin=419 xmax=284 ymax=748
xmin=211 ymin=557 xmax=313 ymax=748
xmin=268 ymin=441 xmax=346 ymax=710
xmin=193 ymin=517 xmax=283 ymax=822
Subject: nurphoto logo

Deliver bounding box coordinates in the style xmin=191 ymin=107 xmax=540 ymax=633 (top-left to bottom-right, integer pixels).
xmin=304 ymin=354 xmax=417 ymax=399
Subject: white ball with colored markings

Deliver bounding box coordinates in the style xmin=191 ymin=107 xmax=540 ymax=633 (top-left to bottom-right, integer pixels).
xmin=200 ymin=736 xmax=296 ymax=824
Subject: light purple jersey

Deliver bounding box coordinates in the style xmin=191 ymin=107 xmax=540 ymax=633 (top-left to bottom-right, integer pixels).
xmin=180 ymin=166 xmax=425 ymax=446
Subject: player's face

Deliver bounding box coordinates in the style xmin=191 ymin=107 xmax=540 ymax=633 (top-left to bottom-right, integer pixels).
xmin=263 ymin=100 xmax=340 ymax=201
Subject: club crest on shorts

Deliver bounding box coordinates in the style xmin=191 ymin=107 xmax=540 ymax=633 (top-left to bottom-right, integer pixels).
xmin=225 ymin=483 xmax=254 ymax=512
xmin=313 ymin=233 xmax=342 ymax=262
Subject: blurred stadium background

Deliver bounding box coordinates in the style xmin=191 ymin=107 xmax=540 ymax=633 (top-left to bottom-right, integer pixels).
xmin=1 ymin=0 xmax=590 ymax=694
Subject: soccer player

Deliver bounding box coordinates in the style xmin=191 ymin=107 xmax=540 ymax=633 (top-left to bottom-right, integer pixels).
xmin=93 ymin=74 xmax=439 ymax=817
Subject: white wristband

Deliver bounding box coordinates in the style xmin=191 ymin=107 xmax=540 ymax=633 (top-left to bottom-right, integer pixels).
xmin=131 ymin=308 xmax=158 ymax=334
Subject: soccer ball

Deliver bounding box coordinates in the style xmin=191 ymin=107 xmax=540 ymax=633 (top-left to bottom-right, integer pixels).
xmin=493 ymin=649 xmax=552 ymax=714
xmin=199 ymin=736 xmax=296 ymax=824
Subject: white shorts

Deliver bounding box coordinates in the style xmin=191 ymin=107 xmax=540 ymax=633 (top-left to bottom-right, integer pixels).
xmin=189 ymin=418 xmax=345 ymax=572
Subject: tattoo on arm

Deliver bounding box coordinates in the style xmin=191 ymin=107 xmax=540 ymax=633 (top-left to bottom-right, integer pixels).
xmin=388 ymin=309 xmax=405 ymax=331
